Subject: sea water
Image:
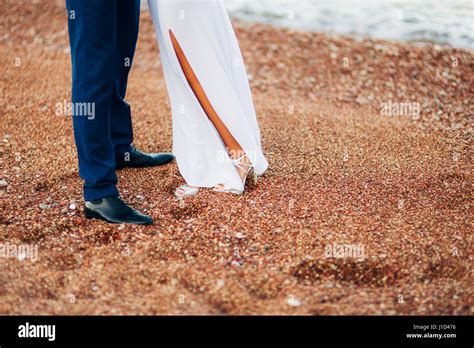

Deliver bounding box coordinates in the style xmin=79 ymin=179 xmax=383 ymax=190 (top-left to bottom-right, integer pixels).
xmin=224 ymin=0 xmax=473 ymax=49
xmin=141 ymin=0 xmax=474 ymax=49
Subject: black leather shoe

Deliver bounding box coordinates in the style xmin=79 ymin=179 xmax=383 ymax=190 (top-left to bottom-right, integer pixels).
xmin=84 ymin=196 xmax=153 ymax=225
xmin=116 ymin=147 xmax=174 ymax=170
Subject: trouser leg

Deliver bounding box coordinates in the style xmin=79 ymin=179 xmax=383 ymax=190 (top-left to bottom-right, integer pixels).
xmin=110 ymin=0 xmax=141 ymax=160
xmin=66 ymin=0 xmax=119 ymax=201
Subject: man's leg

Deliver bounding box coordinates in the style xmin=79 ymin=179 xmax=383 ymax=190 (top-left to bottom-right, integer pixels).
xmin=110 ymin=0 xmax=140 ymax=159
xmin=110 ymin=0 xmax=174 ymax=170
xmin=66 ymin=0 xmax=153 ymax=225
xmin=66 ymin=0 xmax=118 ymax=201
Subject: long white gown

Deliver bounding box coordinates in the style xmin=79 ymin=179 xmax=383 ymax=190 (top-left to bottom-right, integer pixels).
xmin=148 ymin=0 xmax=268 ymax=192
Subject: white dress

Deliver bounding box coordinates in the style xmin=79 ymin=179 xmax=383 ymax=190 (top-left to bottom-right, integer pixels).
xmin=148 ymin=0 xmax=268 ymax=192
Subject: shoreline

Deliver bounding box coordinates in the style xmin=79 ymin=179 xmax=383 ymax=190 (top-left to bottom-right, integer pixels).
xmin=140 ymin=0 xmax=474 ymax=50
xmin=0 ymin=0 xmax=472 ymax=315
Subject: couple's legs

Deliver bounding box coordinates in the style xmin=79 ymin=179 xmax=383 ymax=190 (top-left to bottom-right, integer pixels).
xmin=66 ymin=0 xmax=139 ymax=201
xmin=168 ymin=30 xmax=251 ymax=184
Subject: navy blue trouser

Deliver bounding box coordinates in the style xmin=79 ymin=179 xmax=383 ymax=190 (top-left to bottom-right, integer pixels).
xmin=66 ymin=0 xmax=140 ymax=201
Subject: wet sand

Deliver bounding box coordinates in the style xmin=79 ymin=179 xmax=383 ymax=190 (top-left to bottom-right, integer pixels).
xmin=0 ymin=0 xmax=472 ymax=315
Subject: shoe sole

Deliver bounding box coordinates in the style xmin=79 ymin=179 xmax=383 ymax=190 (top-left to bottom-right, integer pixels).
xmin=84 ymin=208 xmax=153 ymax=226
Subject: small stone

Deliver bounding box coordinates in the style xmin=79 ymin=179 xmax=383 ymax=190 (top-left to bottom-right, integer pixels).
xmin=0 ymin=179 xmax=8 ymax=187
xmin=231 ymin=260 xmax=242 ymax=267
xmin=356 ymin=96 xmax=368 ymax=105
xmin=268 ymin=43 xmax=278 ymax=51
xmin=39 ymin=203 xmax=50 ymax=210
xmin=236 ymin=232 xmax=246 ymax=239
xmin=287 ymin=297 xmax=301 ymax=307
xmin=68 ymin=203 xmax=77 ymax=210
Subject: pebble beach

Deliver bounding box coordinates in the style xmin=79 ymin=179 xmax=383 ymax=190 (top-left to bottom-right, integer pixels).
xmin=0 ymin=0 xmax=472 ymax=315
